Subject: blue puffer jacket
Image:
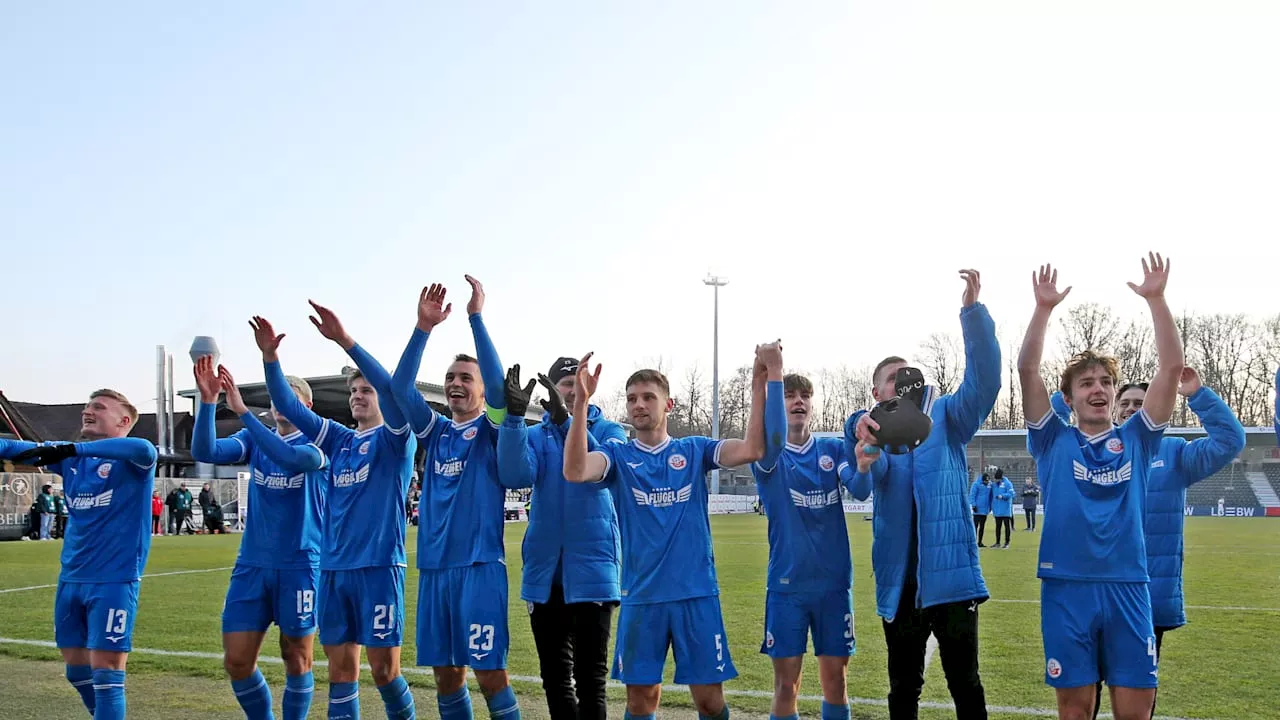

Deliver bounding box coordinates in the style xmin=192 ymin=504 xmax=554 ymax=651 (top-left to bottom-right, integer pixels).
xmin=845 ymin=302 xmax=1001 ymax=620
xmin=968 ymin=478 xmax=993 ymax=515
xmin=1143 ymin=388 xmax=1244 ymax=628
xmin=991 ymin=479 xmax=1015 ymax=518
xmin=497 ymin=405 xmax=627 ymax=604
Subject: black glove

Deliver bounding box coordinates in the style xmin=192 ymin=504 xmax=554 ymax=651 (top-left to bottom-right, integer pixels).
xmin=867 ymin=397 xmax=933 ymax=454
xmin=503 ymin=364 xmax=537 ymax=419
xmin=536 ymin=373 xmax=570 ymax=426
xmin=13 ymin=443 xmax=77 ymax=467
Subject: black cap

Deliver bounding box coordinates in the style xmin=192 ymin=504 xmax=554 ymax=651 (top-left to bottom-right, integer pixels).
xmin=547 ymin=357 xmax=580 ymax=385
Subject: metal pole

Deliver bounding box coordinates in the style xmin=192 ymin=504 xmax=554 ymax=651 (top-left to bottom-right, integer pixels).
xmin=704 ymin=274 xmax=729 ymax=495
xmin=155 ymin=346 xmax=168 ymax=454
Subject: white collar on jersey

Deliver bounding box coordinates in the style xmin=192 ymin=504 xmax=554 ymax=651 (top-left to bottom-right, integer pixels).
xmin=785 ymin=435 xmax=815 ymax=454
xmin=633 ymin=436 xmax=671 ymax=454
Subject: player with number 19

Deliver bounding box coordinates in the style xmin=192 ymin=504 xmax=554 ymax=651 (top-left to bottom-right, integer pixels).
xmin=752 ymin=371 xmax=871 ymax=720
xmin=563 ymin=342 xmax=781 ymax=720
xmin=190 ymin=355 xmax=328 ymax=720
xmin=0 ymin=389 xmax=157 ymax=720
xmin=255 ymin=307 xmax=418 ymax=720
xmin=1017 ymin=255 xmax=1183 ymax=720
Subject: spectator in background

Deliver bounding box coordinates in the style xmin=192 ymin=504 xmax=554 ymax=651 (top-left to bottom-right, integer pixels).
xmin=165 ymin=486 xmax=180 ymax=534
xmin=1022 ymin=479 xmax=1040 ymax=531
xmin=968 ymin=473 xmax=993 ymax=548
xmin=174 ymin=482 xmax=194 ymax=535
xmin=54 ymin=488 xmax=68 ymax=539
xmin=991 ymin=469 xmax=1014 ymax=548
xmin=198 ymin=482 xmax=215 ymax=534
xmin=151 ymin=490 xmax=164 ymax=536
xmin=37 ymin=484 xmax=55 ymax=540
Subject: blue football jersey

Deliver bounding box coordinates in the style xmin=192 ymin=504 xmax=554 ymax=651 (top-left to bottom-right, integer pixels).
xmin=752 ymin=436 xmax=852 ymax=593
xmin=314 ymin=419 xmax=416 ymax=571
xmin=1028 ymin=408 xmax=1166 ymax=582
xmin=597 ymin=435 xmax=724 ymax=605
xmin=416 ymin=412 xmax=506 ymax=570
xmin=226 ymin=428 xmax=328 ymax=570
xmin=57 ymin=449 xmax=157 ymax=583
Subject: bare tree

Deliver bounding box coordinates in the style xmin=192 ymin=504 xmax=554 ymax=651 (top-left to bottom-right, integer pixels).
xmin=716 ymin=365 xmax=752 ymax=439
xmin=1114 ymin=319 xmax=1158 ymax=387
xmin=813 ymin=365 xmax=873 ymax=432
xmin=671 ymin=363 xmax=711 ymax=437
xmin=918 ymin=332 xmax=964 ymax=396
xmin=1057 ymin=303 xmax=1121 ymax=361
xmin=1188 ymin=313 xmax=1271 ymax=426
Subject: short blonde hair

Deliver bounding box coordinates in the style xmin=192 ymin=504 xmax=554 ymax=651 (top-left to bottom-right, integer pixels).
xmin=285 ymin=375 xmax=314 ymax=404
xmin=90 ymin=389 xmax=138 ymax=426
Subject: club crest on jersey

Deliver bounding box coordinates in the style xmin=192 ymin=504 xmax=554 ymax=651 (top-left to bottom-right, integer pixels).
xmin=463 ymin=426 xmax=478 ymax=441
xmin=1105 ymin=437 xmax=1124 ymax=454
xmin=97 ymin=463 xmax=112 ymax=479
xmin=1072 ymin=459 xmax=1131 ymax=486
xmin=819 ymin=454 xmax=835 ymax=472
xmin=632 ymin=484 xmax=692 ymax=508
xmin=358 ymin=441 xmax=371 ymax=455
xmin=668 ymin=454 xmax=687 ymax=471
xmin=1047 ymin=658 xmax=1062 ymax=679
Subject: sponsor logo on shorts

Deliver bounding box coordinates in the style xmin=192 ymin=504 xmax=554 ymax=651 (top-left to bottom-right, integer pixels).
xmin=1047 ymin=658 xmax=1062 ymax=679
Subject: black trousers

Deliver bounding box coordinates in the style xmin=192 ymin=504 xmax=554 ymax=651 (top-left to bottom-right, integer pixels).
xmin=1091 ymin=626 xmax=1169 ymax=720
xmin=994 ymin=517 xmax=1013 ymax=545
xmin=529 ymin=584 xmax=615 ymax=720
xmin=1024 ymin=508 xmax=1036 ymax=529
xmin=973 ymin=514 xmax=988 ymax=545
xmin=882 ymin=588 xmax=987 ymax=720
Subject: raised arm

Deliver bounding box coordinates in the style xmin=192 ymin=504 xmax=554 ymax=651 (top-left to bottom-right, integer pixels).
xmin=390 ymin=285 xmax=450 ymax=434
xmin=1128 ymin=253 xmax=1182 ymax=426
xmin=496 ymin=365 xmax=537 ymax=489
xmin=563 ymin=354 xmax=609 ymax=483
xmin=840 ymin=450 xmax=872 ymax=501
xmin=1051 ymin=391 xmax=1072 ymax=424
xmin=191 ymin=356 xmax=249 ymax=465
xmin=844 ymin=409 xmax=888 ymax=492
xmin=718 ymin=342 xmax=780 ymax=468
xmin=73 ymin=438 xmax=157 ymax=468
xmin=1175 ymin=369 xmax=1245 ymax=484
xmin=220 ymin=366 xmax=325 ymax=473
xmin=252 ymin=316 xmax=327 ymax=440
xmin=465 ymin=276 xmax=508 ymax=424
xmin=0 ymin=438 xmax=38 ymax=459
xmin=1019 ymin=265 xmax=1072 ymax=424
xmin=945 ymin=270 xmax=1002 ymax=443
xmin=754 ymin=351 xmax=786 ymax=473
xmin=308 ymin=299 xmax=409 ymax=431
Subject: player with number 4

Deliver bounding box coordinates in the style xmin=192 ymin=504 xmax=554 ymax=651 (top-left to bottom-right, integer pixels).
xmin=256 ymin=306 xmax=419 ymax=720
xmin=191 ymin=355 xmax=328 ymax=720
xmin=563 ymin=342 xmax=783 ymax=720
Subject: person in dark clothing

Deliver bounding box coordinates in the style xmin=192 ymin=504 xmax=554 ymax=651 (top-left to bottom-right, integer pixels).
xmin=166 ymin=488 xmax=180 ymax=534
xmin=174 ymin=483 xmax=194 ymax=534
xmin=198 ymin=482 xmax=215 ymax=533
xmin=54 ymin=489 xmax=68 ymax=539
xmin=1021 ymin=479 xmax=1040 ymax=530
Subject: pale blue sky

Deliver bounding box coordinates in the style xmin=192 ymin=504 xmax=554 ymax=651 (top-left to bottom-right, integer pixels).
xmin=4 ymin=1 xmax=1278 ymax=413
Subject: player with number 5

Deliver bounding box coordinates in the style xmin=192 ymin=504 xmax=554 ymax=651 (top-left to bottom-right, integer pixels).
xmin=191 ymin=355 xmax=328 ymax=720
xmin=0 ymin=388 xmax=158 ymax=720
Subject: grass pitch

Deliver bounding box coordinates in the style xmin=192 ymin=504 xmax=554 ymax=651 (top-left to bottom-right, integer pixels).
xmin=0 ymin=515 xmax=1276 ymax=719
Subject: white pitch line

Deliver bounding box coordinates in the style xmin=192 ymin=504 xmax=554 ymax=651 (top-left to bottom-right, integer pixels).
xmin=986 ymin=598 xmax=1280 ymax=613
xmin=923 ymin=633 xmax=939 ymax=671
xmin=0 ymin=637 xmax=1215 ymax=720
xmin=0 ymin=566 xmax=235 ymax=595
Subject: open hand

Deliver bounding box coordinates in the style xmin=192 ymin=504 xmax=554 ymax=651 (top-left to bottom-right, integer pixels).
xmin=960 ymin=269 xmax=981 ymax=307
xmin=308 ymin=300 xmax=354 ymax=349
xmin=417 ymin=284 xmax=453 ymax=332
xmin=575 ymin=352 xmax=601 ymax=403
xmin=218 ymin=366 xmax=249 ymax=415
xmin=503 ymin=364 xmax=538 ymax=418
xmin=465 ymin=275 xmax=485 ymax=315
xmin=1032 ymin=264 xmax=1072 ymax=309
xmin=249 ymin=316 xmax=285 ymax=360
xmin=1126 ymin=251 xmax=1170 ymax=299
xmin=193 ymin=355 xmax=222 ymax=403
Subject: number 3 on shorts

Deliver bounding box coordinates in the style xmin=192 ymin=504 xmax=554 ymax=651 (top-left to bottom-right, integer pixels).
xmin=469 ymin=624 xmax=495 ymax=652
xmin=105 ymin=609 xmax=127 ymax=635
